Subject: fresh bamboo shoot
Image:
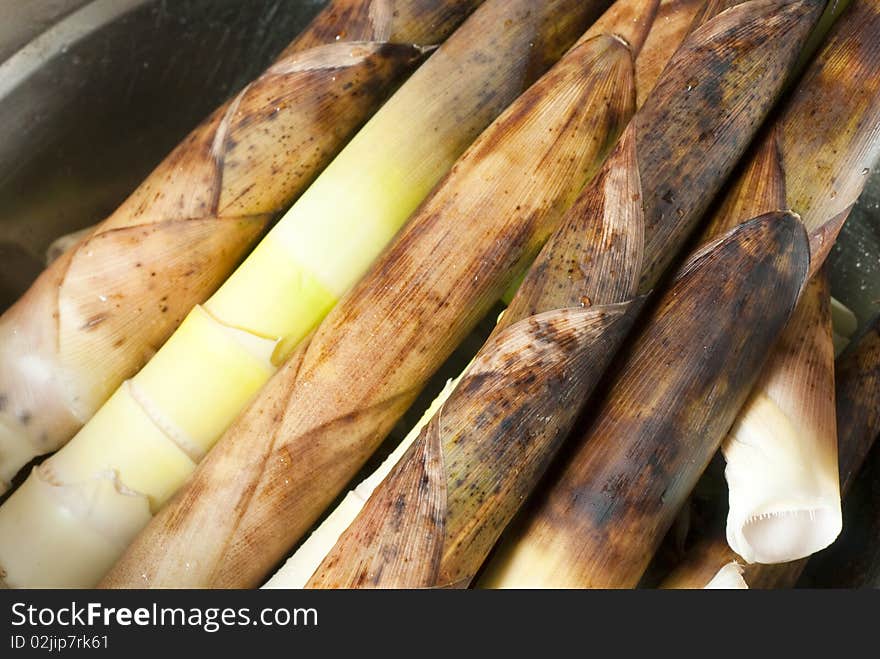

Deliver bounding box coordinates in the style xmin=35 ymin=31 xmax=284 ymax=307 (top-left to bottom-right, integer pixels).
xmin=100 ymin=0 xmax=648 ymax=589
xmin=483 ymin=0 xmax=880 ymax=589
xmin=305 ymin=0 xmax=824 ymax=588
xmin=713 ymin=0 xmax=880 ymax=565
xmin=0 ymin=0 xmax=481 ymax=491
xmin=723 ymin=272 xmax=841 ymax=564
xmin=481 ymin=213 xmax=810 ymax=588
xmin=661 ymin=314 xmax=880 ymax=588
xmin=265 ymin=5 xmax=713 ymax=591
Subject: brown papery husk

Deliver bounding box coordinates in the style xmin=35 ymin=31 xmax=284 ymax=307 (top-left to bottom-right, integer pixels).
xmin=661 ymin=315 xmax=880 ymax=588
xmin=694 ymin=0 xmax=880 ymax=569
xmin=634 ymin=0 xmax=707 ymax=108
xmin=480 ymin=213 xmax=810 ymax=589
xmin=307 ymin=92 xmax=650 ymax=588
xmin=0 ymin=0 xmax=486 ymax=489
xmin=656 ymin=0 xmax=880 ymax=585
xmin=276 ymin=0 xmax=710 ymax=590
xmin=305 ymin=0 xmax=827 ymax=589
xmin=617 ymin=0 xmax=825 ymax=291
xmin=307 ymin=299 xmax=636 ymax=588
xmin=305 ymin=0 xmax=670 ymax=589
xmin=703 ymin=0 xmax=880 ymax=269
xmin=99 ymin=0 xmax=627 ymax=589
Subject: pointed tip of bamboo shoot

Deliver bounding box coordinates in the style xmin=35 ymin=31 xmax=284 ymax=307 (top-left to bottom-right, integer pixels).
xmin=704 ymin=561 xmax=748 ymax=589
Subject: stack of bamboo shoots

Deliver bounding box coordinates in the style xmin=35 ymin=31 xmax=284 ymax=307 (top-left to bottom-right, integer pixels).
xmin=0 ymin=0 xmax=878 ymax=590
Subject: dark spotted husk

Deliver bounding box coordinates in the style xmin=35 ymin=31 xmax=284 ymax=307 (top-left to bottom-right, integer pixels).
xmin=657 ymin=0 xmax=880 ymax=587
xmin=308 ymin=0 xmax=829 ymax=588
xmin=481 ymin=213 xmax=809 ymax=588
xmin=662 ymin=315 xmax=880 ymax=588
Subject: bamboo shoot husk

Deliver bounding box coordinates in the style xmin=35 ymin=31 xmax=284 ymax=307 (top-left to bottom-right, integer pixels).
xmin=267 ymin=5 xmax=707 ymax=586
xmin=481 ymin=213 xmax=810 ymax=589
xmin=100 ymin=0 xmax=655 ymax=589
xmin=714 ymin=0 xmax=880 ymax=564
xmin=0 ymin=0 xmax=481 ymax=491
xmin=485 ymin=0 xmax=879 ymax=589
xmin=264 ymin=373 xmax=465 ymax=589
xmin=723 ymin=272 xmax=841 ymax=563
xmin=305 ymin=0 xmax=824 ymax=588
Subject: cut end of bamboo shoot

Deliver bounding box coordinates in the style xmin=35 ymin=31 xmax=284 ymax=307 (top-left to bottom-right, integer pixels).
xmin=724 ymin=393 xmax=842 ymax=564
xmin=734 ymin=506 xmax=841 ymax=565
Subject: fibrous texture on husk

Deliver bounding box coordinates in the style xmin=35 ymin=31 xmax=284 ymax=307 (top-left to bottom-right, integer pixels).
xmin=305 ymin=0 xmax=736 ymax=588
xmin=481 ymin=213 xmax=810 ymax=588
xmin=485 ymin=0 xmax=880 ymax=589
xmin=99 ymin=0 xmax=668 ymax=590
xmin=661 ymin=316 xmax=880 ymax=588
xmin=307 ymin=0 xmax=825 ymax=588
xmin=0 ymin=0 xmax=483 ymax=491
xmin=264 ymin=373 xmax=465 ymax=589
xmin=710 ymin=0 xmax=880 ymax=566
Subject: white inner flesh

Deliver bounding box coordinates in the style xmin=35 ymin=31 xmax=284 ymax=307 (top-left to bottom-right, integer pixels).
xmin=724 ymin=393 xmax=841 ymax=564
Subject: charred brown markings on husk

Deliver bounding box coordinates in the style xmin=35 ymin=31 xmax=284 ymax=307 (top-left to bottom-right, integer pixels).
xmin=524 ymin=215 xmax=810 ymax=586
xmin=633 ymin=0 xmax=822 ymax=289
xmin=308 ymin=415 xmax=447 ymax=588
